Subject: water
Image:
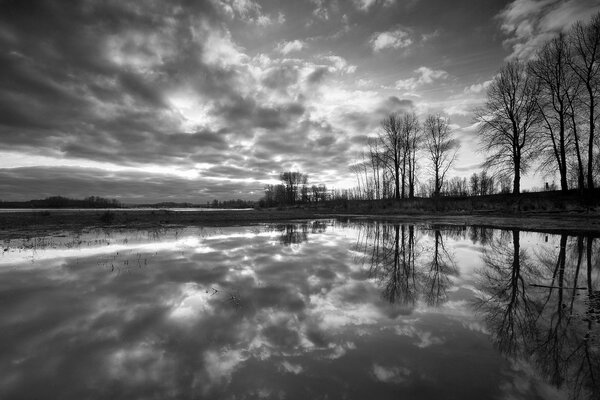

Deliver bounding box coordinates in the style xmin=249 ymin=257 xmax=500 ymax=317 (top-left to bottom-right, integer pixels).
xmin=0 ymin=220 xmax=598 ymax=399
xmin=0 ymin=207 xmax=253 ymax=213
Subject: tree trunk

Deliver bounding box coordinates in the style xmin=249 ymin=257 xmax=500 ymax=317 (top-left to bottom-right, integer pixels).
xmin=394 ymin=160 xmax=400 ymax=200
xmin=513 ymin=158 xmax=521 ymax=194
xmin=559 ymin=115 xmax=569 ymax=191
xmin=588 ymin=92 xmax=595 ymax=190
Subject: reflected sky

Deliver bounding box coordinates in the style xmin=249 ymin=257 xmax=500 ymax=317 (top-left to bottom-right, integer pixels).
xmin=0 ymin=221 xmax=598 ymax=400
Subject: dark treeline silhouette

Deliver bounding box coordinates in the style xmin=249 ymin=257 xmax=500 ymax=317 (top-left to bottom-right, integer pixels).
xmin=260 ymin=171 xmax=336 ymax=207
xmin=0 ymin=196 xmax=122 ymax=209
xmin=206 ymin=199 xmax=255 ymax=209
xmin=477 ymin=13 xmax=600 ymax=194
xmin=475 ymin=230 xmax=600 ymax=399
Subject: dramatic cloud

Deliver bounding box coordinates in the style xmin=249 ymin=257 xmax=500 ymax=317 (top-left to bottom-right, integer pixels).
xmin=0 ymin=0 xmax=597 ymax=201
xmin=498 ymin=0 xmax=600 ymax=59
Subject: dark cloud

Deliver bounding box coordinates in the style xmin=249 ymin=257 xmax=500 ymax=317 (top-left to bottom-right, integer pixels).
xmin=307 ymin=67 xmax=330 ymax=84
xmin=2 ymin=0 xmax=591 ymax=199
xmin=0 ymin=167 xmax=262 ymax=202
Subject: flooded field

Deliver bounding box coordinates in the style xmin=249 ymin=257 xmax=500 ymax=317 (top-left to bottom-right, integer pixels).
xmin=0 ymin=219 xmax=598 ymax=399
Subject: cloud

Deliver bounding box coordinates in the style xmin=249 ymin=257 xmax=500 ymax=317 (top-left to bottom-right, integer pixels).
xmin=370 ymin=28 xmax=413 ymax=51
xmin=353 ymin=0 xmax=397 ymax=11
xmin=498 ymin=0 xmax=600 ymax=59
xmin=372 ymin=364 xmax=411 ymax=383
xmin=0 ymin=0 xmax=522 ymax=200
xmin=276 ymin=40 xmax=306 ymax=54
xmin=0 ymin=166 xmax=268 ymax=202
xmin=395 ymin=66 xmax=449 ymax=91
xmin=463 ymin=80 xmax=492 ymax=94
xmin=310 ymin=0 xmax=331 ymax=20
xmin=320 ymin=55 xmax=357 ymax=74
xmin=353 ymin=0 xmax=378 ymax=11
xmin=213 ymin=0 xmax=283 ymax=25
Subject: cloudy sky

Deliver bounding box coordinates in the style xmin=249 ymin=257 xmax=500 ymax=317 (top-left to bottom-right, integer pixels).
xmin=1 ymin=0 xmax=599 ymax=203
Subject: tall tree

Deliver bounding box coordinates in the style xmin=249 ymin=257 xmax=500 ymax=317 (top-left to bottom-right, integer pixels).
xmin=379 ymin=114 xmax=403 ymax=200
xmin=475 ymin=60 xmax=540 ymax=194
xmin=402 ymin=112 xmax=421 ymax=198
xmin=424 ymin=113 xmax=458 ymax=197
xmin=568 ymin=13 xmax=600 ymax=190
xmin=367 ymin=137 xmax=384 ymax=200
xmin=529 ymin=33 xmax=575 ymax=191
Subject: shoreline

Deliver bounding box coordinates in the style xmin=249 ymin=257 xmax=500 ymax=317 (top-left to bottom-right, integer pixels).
xmin=1 ymin=209 xmax=600 ymax=238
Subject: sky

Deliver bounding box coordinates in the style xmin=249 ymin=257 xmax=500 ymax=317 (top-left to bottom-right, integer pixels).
xmin=1 ymin=0 xmax=599 ymax=203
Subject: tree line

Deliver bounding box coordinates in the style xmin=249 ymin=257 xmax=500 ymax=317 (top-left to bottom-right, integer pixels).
xmin=260 ymin=171 xmax=329 ymax=207
xmin=351 ymin=12 xmax=600 ymax=199
xmin=352 ymin=112 xmax=460 ymax=199
xmin=477 ymin=12 xmax=600 ymax=193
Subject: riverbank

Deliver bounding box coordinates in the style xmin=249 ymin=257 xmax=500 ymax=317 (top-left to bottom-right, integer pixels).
xmin=1 ymin=208 xmax=600 ymax=239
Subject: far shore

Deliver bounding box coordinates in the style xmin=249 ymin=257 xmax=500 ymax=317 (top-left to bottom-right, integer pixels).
xmin=1 ymin=208 xmax=600 ymax=239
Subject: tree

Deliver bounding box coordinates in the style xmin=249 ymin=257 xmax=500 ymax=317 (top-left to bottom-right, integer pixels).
xmin=279 ymin=171 xmax=308 ymax=205
xmin=529 ymin=33 xmax=576 ymax=191
xmin=402 ymin=112 xmax=421 ymax=198
xmin=470 ymin=172 xmax=480 ymax=196
xmin=476 ymin=60 xmax=540 ymax=194
xmin=424 ymin=113 xmax=459 ymax=197
xmin=379 ymin=114 xmax=403 ymax=200
xmin=568 ymin=13 xmax=600 ymax=190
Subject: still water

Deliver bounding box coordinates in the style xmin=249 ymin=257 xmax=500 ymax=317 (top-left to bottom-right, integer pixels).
xmin=0 ymin=220 xmax=598 ymax=399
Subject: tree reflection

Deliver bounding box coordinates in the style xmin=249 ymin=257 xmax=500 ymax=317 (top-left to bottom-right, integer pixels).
xmin=266 ymin=221 xmax=327 ymax=246
xmin=424 ymin=228 xmax=458 ymax=306
xmin=475 ymin=230 xmax=600 ymax=399
xmin=357 ymin=223 xmax=457 ymax=311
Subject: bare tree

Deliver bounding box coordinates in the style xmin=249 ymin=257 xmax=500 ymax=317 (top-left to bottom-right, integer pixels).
xmin=568 ymin=13 xmax=600 ymax=190
xmin=402 ymin=112 xmax=421 ymax=198
xmin=529 ymin=33 xmax=576 ymax=191
xmin=475 ymin=60 xmax=540 ymax=194
xmin=279 ymin=171 xmax=308 ymax=205
xmin=379 ymin=114 xmax=403 ymax=199
xmin=424 ymin=113 xmax=459 ymax=197
xmin=367 ymin=137 xmax=384 ymax=199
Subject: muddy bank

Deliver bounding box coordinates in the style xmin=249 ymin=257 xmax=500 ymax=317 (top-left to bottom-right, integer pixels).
xmin=1 ymin=208 xmax=600 ymax=238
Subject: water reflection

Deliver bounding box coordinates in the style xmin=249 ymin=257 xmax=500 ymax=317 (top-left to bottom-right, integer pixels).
xmin=475 ymin=230 xmax=600 ymax=400
xmin=356 ymin=224 xmax=459 ymax=310
xmin=0 ymin=221 xmax=598 ymax=399
xmin=266 ymin=221 xmax=328 ymax=246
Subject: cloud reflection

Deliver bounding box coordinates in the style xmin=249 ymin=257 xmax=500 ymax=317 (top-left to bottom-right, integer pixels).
xmin=1 ymin=221 xmax=595 ymax=399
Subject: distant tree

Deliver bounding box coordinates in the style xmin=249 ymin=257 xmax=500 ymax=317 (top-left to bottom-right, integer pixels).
xmin=470 ymin=172 xmax=480 ymax=196
xmin=446 ymin=176 xmax=468 ymax=196
xmin=476 ymin=60 xmax=540 ymax=194
xmin=480 ymin=171 xmax=495 ymax=195
xmin=424 ymin=113 xmax=459 ymax=197
xmin=279 ymin=171 xmax=308 ymax=205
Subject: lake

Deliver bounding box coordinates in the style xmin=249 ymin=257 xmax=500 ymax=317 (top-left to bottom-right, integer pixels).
xmin=0 ymin=207 xmax=254 ymax=213
xmin=0 ymin=219 xmax=598 ymax=399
